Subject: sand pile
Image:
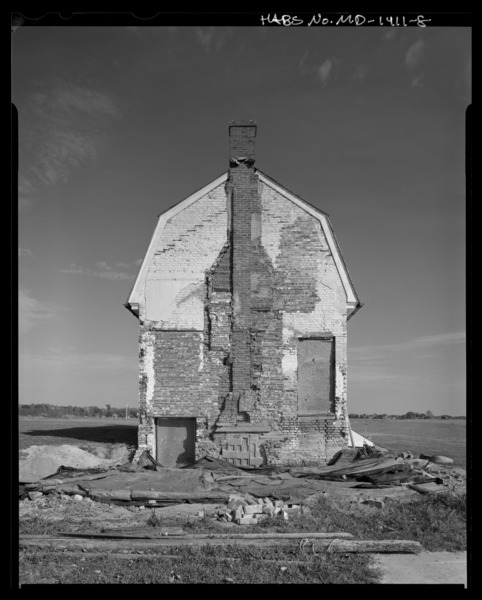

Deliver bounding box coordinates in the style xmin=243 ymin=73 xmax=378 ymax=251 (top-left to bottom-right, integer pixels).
xmin=19 ymin=445 xmax=111 ymax=483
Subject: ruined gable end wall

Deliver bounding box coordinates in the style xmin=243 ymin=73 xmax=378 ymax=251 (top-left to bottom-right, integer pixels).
xmin=254 ymin=181 xmax=349 ymax=463
xmin=136 ymin=184 xmax=230 ymax=458
xmin=134 ymin=173 xmax=352 ymax=465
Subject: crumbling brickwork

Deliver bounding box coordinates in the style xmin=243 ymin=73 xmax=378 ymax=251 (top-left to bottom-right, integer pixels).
xmin=129 ymin=122 xmax=358 ymax=466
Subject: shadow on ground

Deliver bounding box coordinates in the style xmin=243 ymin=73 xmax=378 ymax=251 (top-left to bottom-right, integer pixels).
xmin=22 ymin=425 xmax=138 ymax=446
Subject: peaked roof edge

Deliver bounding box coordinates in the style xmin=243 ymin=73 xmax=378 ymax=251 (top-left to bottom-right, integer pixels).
xmin=257 ymin=171 xmax=360 ymax=309
xmin=126 ymin=169 xmax=361 ymax=316
xmin=126 ymin=173 xmax=229 ymax=310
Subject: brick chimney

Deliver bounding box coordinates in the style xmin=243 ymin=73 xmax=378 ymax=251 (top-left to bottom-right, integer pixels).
xmin=229 ymin=120 xmax=257 ymax=167
xmin=228 ymin=120 xmax=258 ymax=417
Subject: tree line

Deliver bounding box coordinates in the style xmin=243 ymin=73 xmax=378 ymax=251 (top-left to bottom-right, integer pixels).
xmin=19 ymin=403 xmax=138 ymax=419
xmin=349 ymin=411 xmax=466 ymax=420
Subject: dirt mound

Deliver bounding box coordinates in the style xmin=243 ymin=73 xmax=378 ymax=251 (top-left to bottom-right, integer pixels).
xmin=78 ymin=443 xmax=132 ymax=462
xmin=19 ymin=445 xmax=112 ymax=483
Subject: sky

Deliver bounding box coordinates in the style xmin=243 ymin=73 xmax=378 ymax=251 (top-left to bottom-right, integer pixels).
xmin=13 ymin=16 xmax=470 ymax=415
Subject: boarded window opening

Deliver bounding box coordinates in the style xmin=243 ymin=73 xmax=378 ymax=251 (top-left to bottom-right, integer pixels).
xmin=156 ymin=418 xmax=196 ymax=467
xmin=221 ymin=435 xmax=263 ymax=468
xmin=297 ymin=338 xmax=334 ymax=414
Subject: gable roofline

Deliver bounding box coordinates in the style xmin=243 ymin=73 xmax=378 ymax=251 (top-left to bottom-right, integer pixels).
xmin=126 ymin=169 xmax=361 ymax=317
xmin=126 ymin=172 xmax=229 ymax=311
xmin=257 ymin=171 xmax=360 ymax=309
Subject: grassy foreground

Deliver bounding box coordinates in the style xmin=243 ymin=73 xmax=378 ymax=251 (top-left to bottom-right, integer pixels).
xmin=19 ymin=491 xmax=466 ymax=585
xmin=20 ymin=548 xmax=379 ymax=585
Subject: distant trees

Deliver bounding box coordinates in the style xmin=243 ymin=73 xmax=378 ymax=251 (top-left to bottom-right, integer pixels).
xmin=349 ymin=411 xmax=465 ymax=420
xmin=19 ymin=404 xmax=139 ymax=419
xmin=19 ymin=404 xmax=463 ymax=421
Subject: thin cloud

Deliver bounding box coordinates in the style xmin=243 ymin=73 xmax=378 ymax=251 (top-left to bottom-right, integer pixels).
xmin=19 ymin=287 xmax=66 ymax=333
xmin=353 ymin=64 xmax=368 ymax=82
xmin=20 ymin=348 xmax=137 ymax=372
xmin=18 ymin=175 xmax=37 ymax=210
xmin=412 ymin=73 xmax=425 ymax=88
xmin=383 ymin=29 xmax=397 ymax=41
xmin=405 ymin=40 xmax=425 ymax=69
xmin=18 ymin=247 xmax=33 ymax=258
xmin=195 ymin=27 xmax=229 ymax=53
xmin=124 ymin=26 xmax=142 ymax=37
xmin=348 ymin=366 xmax=418 ymax=385
xmin=299 ymin=49 xmax=310 ymax=72
xmin=18 ymin=175 xmax=36 ymax=195
xmin=316 ymin=59 xmax=333 ymax=85
xmin=21 ymin=82 xmax=122 ymax=188
xmin=18 ymin=197 xmax=33 ymax=211
xmin=95 ymin=261 xmax=112 ymax=271
xmin=61 ymin=261 xmax=136 ymax=281
xmin=350 ymin=331 xmax=465 ymax=362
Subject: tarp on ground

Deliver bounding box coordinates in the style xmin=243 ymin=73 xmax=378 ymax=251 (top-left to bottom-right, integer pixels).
xmin=222 ymin=474 xmax=360 ymax=503
xmin=78 ymin=468 xmax=214 ymax=494
xmin=188 ymin=456 xmax=248 ymax=476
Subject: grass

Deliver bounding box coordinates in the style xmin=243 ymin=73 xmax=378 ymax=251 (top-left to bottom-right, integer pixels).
xmin=177 ymin=493 xmax=466 ymax=552
xmin=18 ymin=417 xmax=467 ymax=584
xmin=19 ymin=492 xmax=466 ymax=584
xmin=351 ymin=418 xmax=467 ymax=468
xmin=19 ymin=546 xmax=381 ymax=585
xmin=20 ymin=491 xmax=466 ymax=552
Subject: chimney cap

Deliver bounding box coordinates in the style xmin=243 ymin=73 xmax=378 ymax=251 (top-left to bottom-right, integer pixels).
xmin=229 ymin=120 xmax=257 ymax=134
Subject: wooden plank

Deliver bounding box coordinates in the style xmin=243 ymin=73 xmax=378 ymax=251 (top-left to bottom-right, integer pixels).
xmin=291 ymin=458 xmax=402 ymax=479
xmin=407 ymin=482 xmax=445 ymax=494
xmin=129 ymin=491 xmax=229 ymax=502
xmin=19 ymin=535 xmax=422 ymax=554
xmin=60 ymin=531 xmax=354 ymax=540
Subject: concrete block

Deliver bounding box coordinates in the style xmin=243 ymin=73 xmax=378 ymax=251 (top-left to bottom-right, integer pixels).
xmin=228 ymin=494 xmax=243 ymax=504
xmin=27 ymin=491 xmax=43 ymax=501
xmin=243 ymin=505 xmax=264 ymax=515
xmin=285 ymin=506 xmax=301 ymax=516
xmin=234 ymin=516 xmax=259 ymax=525
xmin=233 ymin=507 xmax=244 ymax=520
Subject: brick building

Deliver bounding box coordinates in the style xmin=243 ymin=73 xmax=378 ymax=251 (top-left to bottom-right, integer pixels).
xmin=126 ymin=121 xmax=361 ymax=468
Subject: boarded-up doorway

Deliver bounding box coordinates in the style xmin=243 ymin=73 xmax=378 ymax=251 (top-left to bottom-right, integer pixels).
xmin=156 ymin=418 xmax=196 ymax=467
xmin=298 ymin=338 xmax=334 ymax=414
xmin=221 ymin=434 xmax=263 ymax=468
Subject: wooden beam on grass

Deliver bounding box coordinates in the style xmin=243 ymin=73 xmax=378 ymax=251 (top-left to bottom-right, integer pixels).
xmin=19 ymin=534 xmax=422 ymax=554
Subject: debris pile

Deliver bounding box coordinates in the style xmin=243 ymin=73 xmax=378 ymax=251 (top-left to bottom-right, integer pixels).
xmin=216 ymin=494 xmax=310 ymax=525
xmin=19 ymin=447 xmax=466 ymax=517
